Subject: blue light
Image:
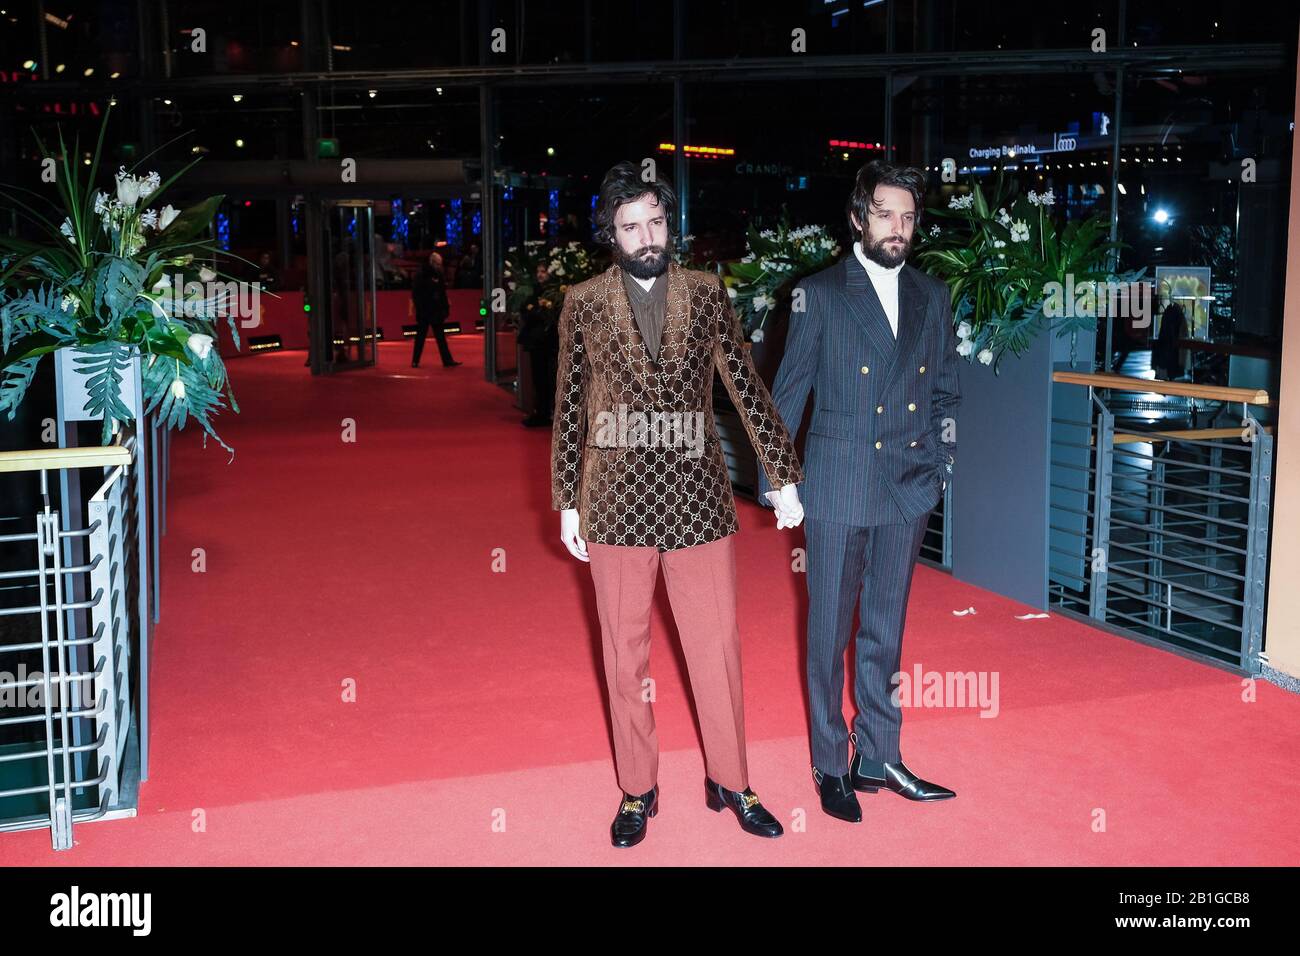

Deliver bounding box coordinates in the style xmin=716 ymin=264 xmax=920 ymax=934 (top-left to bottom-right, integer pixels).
xmin=471 ymin=208 xmax=481 ymax=236
xmin=214 ymin=211 xmax=230 ymax=251
xmin=1153 ymin=208 xmax=1170 ymax=224
xmin=391 ymin=198 xmax=409 ymax=243
xmin=548 ymin=189 xmax=560 ymax=237
xmin=446 ymin=198 xmax=463 ymax=248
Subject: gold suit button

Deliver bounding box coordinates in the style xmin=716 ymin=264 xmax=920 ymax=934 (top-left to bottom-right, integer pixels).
xmin=861 ymin=365 xmax=870 ymax=374
xmin=876 ymin=405 xmax=884 ymax=414
xmin=908 ymin=402 xmax=916 ymax=411
xmin=910 ymin=440 xmax=918 ymax=446
xmin=875 ymin=440 xmax=883 ymax=450
xmin=919 ymin=365 xmax=926 ymax=373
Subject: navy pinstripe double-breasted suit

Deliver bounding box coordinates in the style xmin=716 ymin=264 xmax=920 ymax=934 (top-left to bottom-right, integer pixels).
xmin=757 ymin=254 xmax=961 ymax=775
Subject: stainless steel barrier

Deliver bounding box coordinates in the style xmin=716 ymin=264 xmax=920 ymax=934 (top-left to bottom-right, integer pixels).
xmin=1049 ymin=374 xmax=1273 ymax=672
xmin=0 ymin=435 xmax=142 ymax=849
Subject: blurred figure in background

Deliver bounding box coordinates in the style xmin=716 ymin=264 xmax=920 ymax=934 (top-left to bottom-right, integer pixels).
xmin=519 ymin=261 xmax=559 ymax=427
xmin=456 ymin=242 xmax=482 ymax=289
xmin=410 ymin=252 xmax=461 ymax=368
xmin=255 ymin=251 xmax=279 ymax=293
xmin=1152 ymin=302 xmax=1187 ymax=381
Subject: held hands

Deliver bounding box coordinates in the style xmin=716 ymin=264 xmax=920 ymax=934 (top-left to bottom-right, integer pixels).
xmin=763 ymin=483 xmax=805 ymax=530
xmin=560 ymin=508 xmax=589 ymax=562
xmin=563 ymin=484 xmax=803 ymax=557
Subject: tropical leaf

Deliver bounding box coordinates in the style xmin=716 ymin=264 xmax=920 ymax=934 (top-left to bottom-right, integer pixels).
xmin=70 ymin=340 xmax=136 ymax=441
xmin=0 ymin=355 xmax=40 ymax=420
xmin=92 ymin=256 xmax=146 ymax=331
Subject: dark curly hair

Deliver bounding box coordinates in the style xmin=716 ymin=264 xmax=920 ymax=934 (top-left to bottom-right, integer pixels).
xmin=847 ymin=160 xmax=927 ymax=238
xmin=593 ymin=161 xmax=678 ymax=248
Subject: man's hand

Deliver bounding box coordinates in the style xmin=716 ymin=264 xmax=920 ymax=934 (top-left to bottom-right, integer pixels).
xmin=763 ymin=483 xmax=805 ymax=529
xmin=560 ymin=508 xmax=589 ymax=562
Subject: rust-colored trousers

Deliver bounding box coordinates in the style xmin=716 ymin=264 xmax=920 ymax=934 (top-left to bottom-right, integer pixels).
xmin=587 ymin=533 xmax=749 ymax=796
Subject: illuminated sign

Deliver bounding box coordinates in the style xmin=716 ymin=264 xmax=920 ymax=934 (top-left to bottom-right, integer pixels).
xmin=657 ymin=143 xmax=735 ymax=157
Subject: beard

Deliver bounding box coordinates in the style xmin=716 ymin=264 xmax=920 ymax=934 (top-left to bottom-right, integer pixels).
xmin=614 ymin=240 xmax=672 ymax=279
xmin=862 ymin=231 xmax=912 ymax=268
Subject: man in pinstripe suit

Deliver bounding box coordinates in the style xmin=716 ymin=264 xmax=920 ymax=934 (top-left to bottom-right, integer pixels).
xmin=758 ymin=161 xmax=961 ymax=823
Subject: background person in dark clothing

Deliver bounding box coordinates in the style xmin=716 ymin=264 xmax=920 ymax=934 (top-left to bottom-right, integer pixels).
xmin=255 ymin=251 xmax=279 ymax=292
xmin=456 ymin=242 xmax=483 ymax=289
xmin=1152 ymin=302 xmax=1187 ymax=381
xmin=411 ymin=252 xmax=461 ymax=368
xmin=519 ymin=261 xmax=559 ymax=426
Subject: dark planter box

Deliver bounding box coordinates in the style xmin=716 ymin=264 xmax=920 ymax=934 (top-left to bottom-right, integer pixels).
xmin=950 ymin=323 xmax=1096 ymax=610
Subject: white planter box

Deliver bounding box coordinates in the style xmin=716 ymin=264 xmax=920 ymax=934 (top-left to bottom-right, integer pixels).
xmin=55 ymin=345 xmax=144 ymax=425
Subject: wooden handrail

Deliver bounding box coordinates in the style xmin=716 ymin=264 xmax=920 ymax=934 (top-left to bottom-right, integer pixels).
xmin=0 ymin=445 xmax=132 ymax=474
xmin=1053 ymin=370 xmax=1270 ymax=405
xmin=1108 ymin=426 xmax=1274 ymax=446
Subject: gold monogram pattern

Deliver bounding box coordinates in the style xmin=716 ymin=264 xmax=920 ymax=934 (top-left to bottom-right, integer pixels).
xmin=551 ymin=263 xmax=803 ymax=552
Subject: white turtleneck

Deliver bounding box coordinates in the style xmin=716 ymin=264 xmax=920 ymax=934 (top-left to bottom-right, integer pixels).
xmin=852 ymin=240 xmax=903 ymax=338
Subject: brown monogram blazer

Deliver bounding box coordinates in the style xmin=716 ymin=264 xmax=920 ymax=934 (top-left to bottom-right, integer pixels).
xmin=550 ymin=262 xmax=803 ymax=551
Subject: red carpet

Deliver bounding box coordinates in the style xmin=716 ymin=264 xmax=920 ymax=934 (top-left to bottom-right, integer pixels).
xmin=5 ymin=335 xmax=1299 ymax=865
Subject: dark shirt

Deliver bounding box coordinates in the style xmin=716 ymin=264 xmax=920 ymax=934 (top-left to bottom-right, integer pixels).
xmin=621 ymin=270 xmax=668 ymax=362
xmin=412 ymin=267 xmax=449 ymax=320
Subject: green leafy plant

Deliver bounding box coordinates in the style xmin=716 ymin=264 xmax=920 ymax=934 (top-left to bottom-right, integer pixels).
xmin=503 ymin=239 xmax=600 ymax=313
xmin=915 ymin=177 xmax=1144 ymax=372
xmin=0 ymin=105 xmax=248 ymax=453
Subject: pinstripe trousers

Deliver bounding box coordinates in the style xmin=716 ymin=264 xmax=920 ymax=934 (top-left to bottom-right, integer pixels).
xmin=803 ymin=513 xmax=930 ymax=776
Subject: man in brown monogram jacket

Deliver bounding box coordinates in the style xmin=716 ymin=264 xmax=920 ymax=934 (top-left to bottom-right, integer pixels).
xmin=551 ymin=162 xmax=805 ymax=848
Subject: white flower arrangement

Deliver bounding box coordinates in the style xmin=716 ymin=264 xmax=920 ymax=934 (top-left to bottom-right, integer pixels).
xmin=918 ymin=177 xmax=1141 ymax=371
xmin=725 ymin=218 xmax=841 ymax=340
xmin=0 ymin=107 xmax=243 ymax=451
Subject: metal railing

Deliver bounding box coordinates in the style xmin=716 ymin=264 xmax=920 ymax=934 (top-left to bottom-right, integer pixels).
xmin=920 ymin=479 xmax=952 ymax=569
xmin=0 ymin=433 xmax=144 ymax=849
xmin=1049 ymin=372 xmax=1273 ymax=672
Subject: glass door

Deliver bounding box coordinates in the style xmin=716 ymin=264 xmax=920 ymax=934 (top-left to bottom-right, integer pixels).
xmin=321 ymin=200 xmax=378 ymax=370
